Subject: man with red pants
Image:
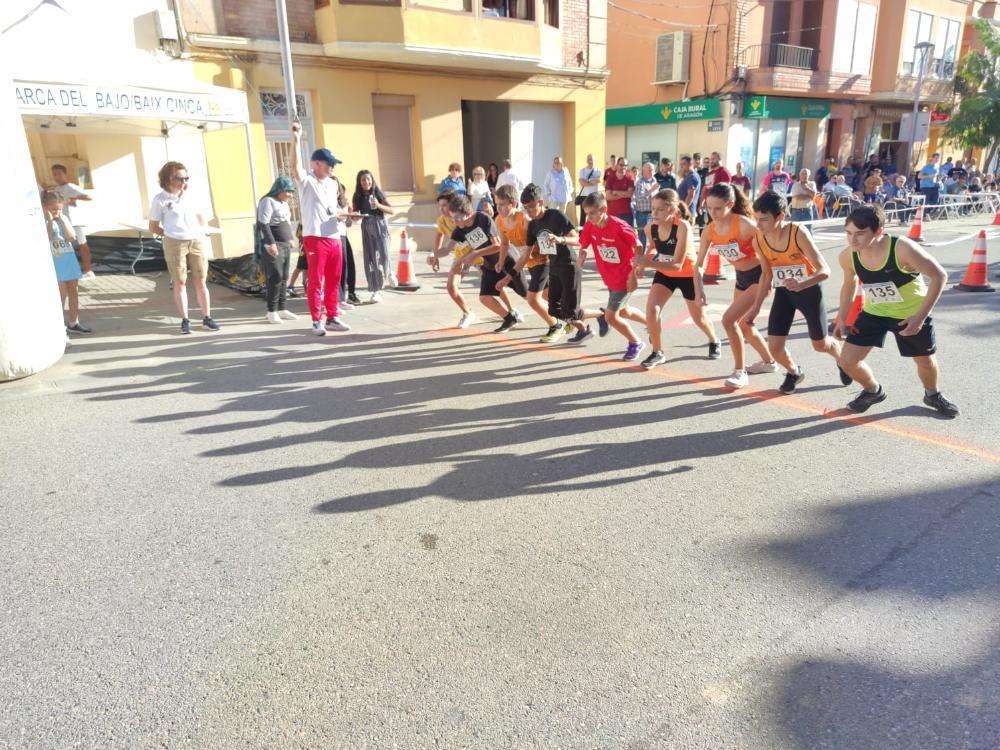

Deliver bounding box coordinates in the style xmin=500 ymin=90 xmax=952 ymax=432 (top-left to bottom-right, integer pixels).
xmin=291 ymin=122 xmax=352 ymax=336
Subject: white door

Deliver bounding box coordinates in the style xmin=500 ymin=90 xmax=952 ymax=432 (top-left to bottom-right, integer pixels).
xmin=509 ymin=102 xmax=564 ymax=188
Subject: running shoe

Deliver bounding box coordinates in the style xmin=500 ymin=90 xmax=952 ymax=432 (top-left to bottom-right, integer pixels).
xmin=847 ymin=386 xmax=887 ymax=413
xmin=202 ymin=317 xmax=221 ymax=331
xmin=311 ymin=321 xmax=326 ymax=336
xmin=339 ymin=300 xmax=355 ymax=311
xmin=778 ymin=367 xmax=806 ymax=394
xmin=325 ymin=317 xmax=351 ymax=332
xmin=79 ymin=270 xmax=96 ymax=281
xmin=494 ymin=314 xmax=517 ymax=333
xmin=838 ymin=366 xmax=853 ymax=386
xmin=66 ymin=322 xmax=92 ymax=335
xmin=563 ymin=322 xmax=575 ymax=335
xmin=923 ymin=392 xmax=959 ymax=418
xmin=568 ymin=326 xmax=593 ymax=344
xmin=746 ymin=360 xmax=777 ymax=374
xmin=597 ymin=312 xmax=609 ymax=338
xmin=708 ymin=342 xmax=722 ymax=359
xmin=348 ymin=293 xmax=362 ymax=305
xmin=512 ymin=309 xmax=525 ymax=324
xmin=266 ymin=312 xmax=282 ymax=324
xmin=539 ymin=324 xmax=563 ymax=343
xmin=277 ymin=309 xmax=298 ymax=320
xmin=623 ymin=341 xmax=645 ymax=361
xmin=287 ymin=286 xmax=298 ymax=297
xmin=458 ymin=311 xmax=476 ymax=329
xmin=180 ymin=318 xmax=192 ymax=335
xmin=641 ymin=350 xmax=666 ymax=369
xmin=370 ymin=291 xmax=383 ymax=303
xmin=389 ymin=274 xmax=399 ymax=287
xmin=724 ymin=369 xmax=749 ymax=388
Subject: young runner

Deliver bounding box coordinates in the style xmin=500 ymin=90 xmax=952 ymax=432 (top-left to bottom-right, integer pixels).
xmin=43 ymin=191 xmax=92 ymax=336
xmin=443 ymin=194 xmax=527 ymax=332
xmin=521 ymin=183 xmax=585 ymax=342
xmin=635 ymin=189 xmax=720 ymax=368
xmin=493 ymin=184 xmax=559 ymax=337
xmin=744 ymin=190 xmax=850 ymax=394
xmin=833 ymin=205 xmax=958 ymax=416
xmin=696 ymin=183 xmax=775 ymax=388
xmin=428 ymin=190 xmax=477 ymax=328
xmin=572 ymin=193 xmax=647 ymax=360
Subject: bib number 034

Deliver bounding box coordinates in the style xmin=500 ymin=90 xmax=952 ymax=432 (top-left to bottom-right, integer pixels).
xmin=772 ymin=264 xmax=806 ymax=288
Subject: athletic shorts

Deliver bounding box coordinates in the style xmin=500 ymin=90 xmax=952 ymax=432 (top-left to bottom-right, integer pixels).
xmin=652 ymin=273 xmax=696 ymax=301
xmin=481 ymin=256 xmax=527 ymax=298
xmin=735 ymin=265 xmax=763 ymax=291
xmin=846 ymin=311 xmax=936 ymax=357
xmin=547 ymin=263 xmax=582 ymax=321
xmin=606 ymin=289 xmax=633 ymax=311
xmin=296 ymin=249 xmax=308 ymax=270
xmin=527 ymin=264 xmax=549 ymax=293
xmin=163 ymin=236 xmax=208 ymax=282
xmin=767 ymin=285 xmax=828 ymax=341
xmin=72 ymin=226 xmax=87 ymax=247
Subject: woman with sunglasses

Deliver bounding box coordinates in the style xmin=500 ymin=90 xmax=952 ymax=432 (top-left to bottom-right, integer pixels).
xmin=148 ymin=161 xmax=219 ymax=334
xmin=467 ymin=165 xmax=494 ymax=217
xmin=438 ymin=163 xmax=467 ymax=195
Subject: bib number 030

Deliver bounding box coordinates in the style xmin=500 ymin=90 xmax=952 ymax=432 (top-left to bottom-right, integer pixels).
xmin=715 ymin=243 xmax=743 ymax=262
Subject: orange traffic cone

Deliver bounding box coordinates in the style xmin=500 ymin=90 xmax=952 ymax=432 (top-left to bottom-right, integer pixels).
xmin=393 ymin=230 xmax=420 ymax=291
xmin=955 ymin=230 xmax=995 ymax=293
xmin=992 ymin=208 xmax=1000 ymax=226
xmin=702 ymin=247 xmax=728 ymax=284
xmin=907 ymin=205 xmax=925 ymax=242
xmin=829 ymin=280 xmax=864 ymax=334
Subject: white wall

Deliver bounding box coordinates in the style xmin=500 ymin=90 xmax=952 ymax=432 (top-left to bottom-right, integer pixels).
xmin=625 ymin=124 xmax=678 ymax=169
xmin=510 ymin=102 xmax=564 ymax=187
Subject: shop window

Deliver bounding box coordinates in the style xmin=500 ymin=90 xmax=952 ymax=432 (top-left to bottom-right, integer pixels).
xmin=372 ymin=95 xmax=416 ymax=192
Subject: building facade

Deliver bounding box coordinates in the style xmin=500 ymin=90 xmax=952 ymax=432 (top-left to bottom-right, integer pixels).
xmin=10 ymin=0 xmax=608 ymax=257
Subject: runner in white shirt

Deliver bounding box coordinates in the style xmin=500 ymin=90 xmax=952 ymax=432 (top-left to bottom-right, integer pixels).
xmin=495 ymin=159 xmax=524 ymax=194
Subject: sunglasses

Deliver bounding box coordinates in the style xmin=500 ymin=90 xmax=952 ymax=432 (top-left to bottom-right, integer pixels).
xmin=174 ymin=176 xmax=190 ymax=182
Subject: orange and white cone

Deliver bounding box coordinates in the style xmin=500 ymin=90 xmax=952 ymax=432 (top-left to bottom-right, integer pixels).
xmin=702 ymin=247 xmax=728 ymax=284
xmin=955 ymin=230 xmax=995 ymax=293
xmin=992 ymin=207 xmax=1000 ymax=226
xmin=829 ymin=280 xmax=864 ymax=333
xmin=907 ymin=205 xmax=925 ymax=242
xmin=392 ymin=230 xmax=420 ymax=291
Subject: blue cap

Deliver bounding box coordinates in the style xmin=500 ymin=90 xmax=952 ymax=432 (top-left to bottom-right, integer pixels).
xmin=311 ymin=148 xmax=341 ymax=166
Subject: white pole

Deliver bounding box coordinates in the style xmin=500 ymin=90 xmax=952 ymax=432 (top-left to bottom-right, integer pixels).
xmin=275 ymin=0 xmax=298 ymax=125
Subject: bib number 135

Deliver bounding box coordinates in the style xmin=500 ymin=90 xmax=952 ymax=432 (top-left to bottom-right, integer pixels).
xmin=862 ymin=282 xmax=904 ymax=304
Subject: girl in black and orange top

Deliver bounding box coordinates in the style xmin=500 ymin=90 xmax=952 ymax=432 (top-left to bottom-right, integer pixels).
xmin=696 ymin=183 xmax=774 ymax=388
xmin=634 ymin=189 xmax=720 ymax=369
xmin=745 ymin=190 xmax=851 ymax=395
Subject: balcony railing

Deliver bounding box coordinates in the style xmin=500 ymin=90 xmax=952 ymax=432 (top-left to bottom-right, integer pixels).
xmin=737 ymin=43 xmax=819 ymax=71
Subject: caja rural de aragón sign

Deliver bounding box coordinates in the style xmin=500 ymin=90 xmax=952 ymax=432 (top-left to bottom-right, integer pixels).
xmin=606 ymin=99 xmax=722 ymax=127
xmin=744 ymin=96 xmax=830 ymax=120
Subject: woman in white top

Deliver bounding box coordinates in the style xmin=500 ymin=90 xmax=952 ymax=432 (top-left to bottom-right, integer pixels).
xmin=467 ymin=166 xmax=494 ymax=217
xmin=148 ymin=161 xmax=219 ymax=334
xmin=256 ymin=175 xmax=298 ymax=323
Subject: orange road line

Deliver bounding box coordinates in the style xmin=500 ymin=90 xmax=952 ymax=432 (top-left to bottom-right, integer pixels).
xmin=427 ymin=327 xmax=1000 ymax=464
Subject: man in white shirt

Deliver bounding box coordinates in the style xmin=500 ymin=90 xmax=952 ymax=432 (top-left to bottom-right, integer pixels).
xmin=290 ymin=122 xmax=352 ymax=336
xmin=51 ymin=164 xmax=95 ymax=280
xmin=495 ymin=159 xmax=523 ymax=194
xmin=543 ymin=156 xmax=574 ymax=217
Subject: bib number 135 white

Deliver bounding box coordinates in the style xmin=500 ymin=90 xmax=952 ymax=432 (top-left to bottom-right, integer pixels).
xmin=772 ymin=264 xmax=806 ymax=288
xmin=862 ymin=281 xmax=904 ymax=304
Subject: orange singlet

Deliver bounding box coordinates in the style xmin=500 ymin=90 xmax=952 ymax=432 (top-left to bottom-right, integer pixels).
xmin=707 ymin=216 xmax=757 ymax=265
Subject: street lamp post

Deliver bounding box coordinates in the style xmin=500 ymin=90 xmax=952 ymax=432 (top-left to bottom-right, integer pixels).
xmin=907 ymin=41 xmax=935 ymax=181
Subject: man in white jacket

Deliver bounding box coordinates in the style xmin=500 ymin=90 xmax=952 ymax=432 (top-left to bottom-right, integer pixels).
xmin=543 ymin=156 xmax=574 ymax=217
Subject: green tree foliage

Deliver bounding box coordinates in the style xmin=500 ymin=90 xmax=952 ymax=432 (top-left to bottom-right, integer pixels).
xmin=944 ymin=19 xmax=1000 ymax=170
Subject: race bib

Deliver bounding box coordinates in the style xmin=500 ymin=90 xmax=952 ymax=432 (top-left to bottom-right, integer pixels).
xmin=862 ymin=281 xmax=904 ymax=304
xmin=715 ymin=242 xmax=743 ymax=262
xmin=597 ymin=245 xmax=621 ymax=264
xmin=52 ymin=240 xmax=71 ymax=256
xmin=537 ymin=231 xmax=558 ymax=255
xmin=772 ymin=264 xmax=807 ymax=288
xmin=465 ymin=227 xmax=489 ymax=249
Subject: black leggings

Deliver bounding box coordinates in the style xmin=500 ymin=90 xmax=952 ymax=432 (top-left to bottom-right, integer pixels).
xmin=340 ymin=235 xmax=357 ymax=297
xmin=261 ymin=241 xmax=292 ymax=312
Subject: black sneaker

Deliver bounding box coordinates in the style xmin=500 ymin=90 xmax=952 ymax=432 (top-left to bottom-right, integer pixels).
xmin=66 ymin=322 xmax=92 ymax=335
xmin=287 ymin=286 xmax=298 ymax=297
xmin=597 ymin=310 xmax=610 ymax=337
xmin=180 ymin=318 xmax=192 ymax=335
xmin=494 ymin=314 xmax=517 ymax=333
xmin=838 ymin=366 xmax=853 ymax=386
xmin=847 ymin=386 xmax=887 ymax=413
xmin=923 ymin=392 xmax=959 ymax=418
xmin=779 ymin=367 xmax=806 ymax=394
xmin=708 ymin=342 xmax=722 ymax=359
xmin=348 ymin=293 xmax=362 ymax=305
xmin=641 ymin=350 xmax=666 ymax=369
xmin=202 ymin=316 xmax=221 ymax=331
xmin=568 ymin=325 xmax=594 ymax=344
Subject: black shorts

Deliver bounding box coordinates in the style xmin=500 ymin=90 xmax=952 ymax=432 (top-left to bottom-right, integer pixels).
xmin=767 ymin=285 xmax=828 ymax=341
xmin=846 ymin=311 xmax=937 ymax=357
xmin=547 ymin=263 xmax=582 ymax=321
xmin=481 ymin=256 xmax=527 ymax=298
xmin=296 ymin=249 xmax=308 ymax=271
xmin=735 ymin=265 xmax=763 ymax=291
xmin=527 ymin=264 xmax=549 ymax=293
xmin=652 ymin=273 xmax=696 ymax=301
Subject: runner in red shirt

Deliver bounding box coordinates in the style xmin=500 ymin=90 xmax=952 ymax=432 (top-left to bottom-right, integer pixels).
xmin=568 ymin=192 xmax=648 ymax=361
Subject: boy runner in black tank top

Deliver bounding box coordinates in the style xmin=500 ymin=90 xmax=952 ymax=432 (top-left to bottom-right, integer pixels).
xmin=833 ymin=205 xmax=958 ymax=416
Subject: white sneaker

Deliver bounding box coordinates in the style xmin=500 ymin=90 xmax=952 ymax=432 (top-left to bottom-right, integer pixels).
xmin=725 ymin=369 xmax=749 ymax=388
xmin=325 ymin=317 xmax=351 ymax=332
xmin=339 ymin=300 xmax=355 ymax=311
xmin=389 ymin=274 xmax=399 ymax=287
xmin=512 ymin=309 xmax=525 ymax=323
xmin=457 ymin=311 xmax=476 ymax=329
xmin=747 ymin=360 xmax=778 ymax=375
xmin=369 ymin=291 xmax=383 ymax=303
xmin=311 ymin=321 xmax=326 ymax=336
xmin=265 ymin=312 xmax=282 ymax=324
xmin=277 ymin=309 xmax=298 ymax=320
xmin=79 ymin=270 xmax=96 ymax=281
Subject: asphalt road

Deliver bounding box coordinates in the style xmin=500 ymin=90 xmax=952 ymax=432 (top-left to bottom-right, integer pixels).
xmin=2 ymin=213 xmax=999 ymax=749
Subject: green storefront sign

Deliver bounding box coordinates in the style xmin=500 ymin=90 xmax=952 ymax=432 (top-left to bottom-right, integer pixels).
xmin=606 ymin=99 xmax=722 ymax=127
xmin=744 ymin=96 xmax=830 ymax=120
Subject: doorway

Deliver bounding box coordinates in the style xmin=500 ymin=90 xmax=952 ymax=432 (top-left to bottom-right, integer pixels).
xmin=461 ymin=101 xmax=510 ymax=180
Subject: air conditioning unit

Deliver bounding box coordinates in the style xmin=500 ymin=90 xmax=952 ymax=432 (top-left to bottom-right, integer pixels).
xmin=654 ymin=31 xmax=691 ymax=84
